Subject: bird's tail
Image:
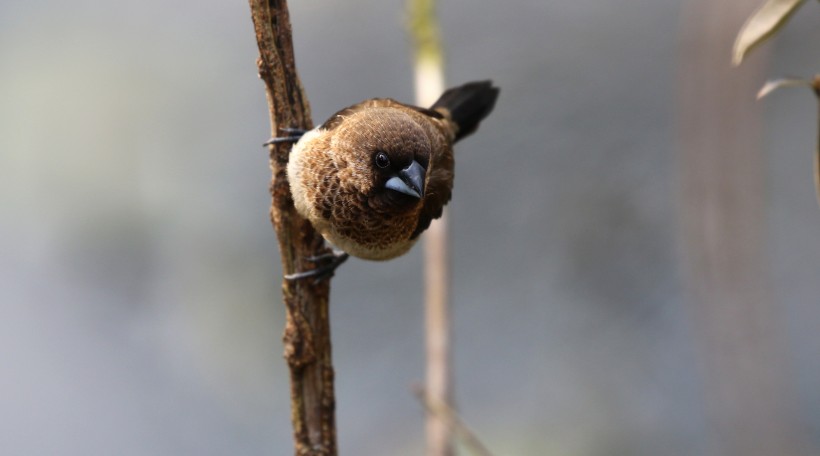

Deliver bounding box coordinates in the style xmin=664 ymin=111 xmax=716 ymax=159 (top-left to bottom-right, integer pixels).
xmin=431 ymin=80 xmax=500 ymax=142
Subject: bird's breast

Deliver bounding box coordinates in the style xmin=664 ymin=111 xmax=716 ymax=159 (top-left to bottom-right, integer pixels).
xmin=321 ymin=196 xmax=422 ymax=260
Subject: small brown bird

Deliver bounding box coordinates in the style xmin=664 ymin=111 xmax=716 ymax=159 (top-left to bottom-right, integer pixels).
xmin=273 ymin=81 xmax=499 ymax=278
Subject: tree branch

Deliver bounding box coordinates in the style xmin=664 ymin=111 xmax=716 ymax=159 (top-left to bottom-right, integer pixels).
xmin=248 ymin=1 xmax=337 ymax=455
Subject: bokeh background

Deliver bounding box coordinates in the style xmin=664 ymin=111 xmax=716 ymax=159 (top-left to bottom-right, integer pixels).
xmin=2 ymin=1 xmax=820 ymax=455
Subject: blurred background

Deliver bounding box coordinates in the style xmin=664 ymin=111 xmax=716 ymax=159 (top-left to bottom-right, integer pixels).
xmin=2 ymin=1 xmax=820 ymax=455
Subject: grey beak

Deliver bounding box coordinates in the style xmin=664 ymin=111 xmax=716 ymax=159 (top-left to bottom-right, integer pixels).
xmin=384 ymin=160 xmax=426 ymax=199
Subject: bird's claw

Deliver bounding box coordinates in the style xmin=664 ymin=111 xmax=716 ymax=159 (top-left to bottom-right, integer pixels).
xmin=280 ymin=127 xmax=308 ymax=134
xmin=284 ymin=251 xmax=349 ymax=284
xmin=263 ymin=127 xmax=308 ymax=146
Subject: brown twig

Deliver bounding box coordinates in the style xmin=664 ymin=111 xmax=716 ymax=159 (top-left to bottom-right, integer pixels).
xmin=412 ymin=386 xmax=495 ymax=456
xmin=248 ymin=1 xmax=337 ymax=455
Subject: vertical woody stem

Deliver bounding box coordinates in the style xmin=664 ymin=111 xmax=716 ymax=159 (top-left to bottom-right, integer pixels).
xmin=248 ymin=1 xmax=337 ymax=455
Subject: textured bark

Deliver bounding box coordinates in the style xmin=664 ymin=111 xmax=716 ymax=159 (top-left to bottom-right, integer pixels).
xmin=248 ymin=2 xmax=337 ymax=455
xmin=679 ymin=2 xmax=808 ymax=456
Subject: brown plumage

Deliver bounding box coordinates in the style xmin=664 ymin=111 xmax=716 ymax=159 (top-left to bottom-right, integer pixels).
xmin=286 ymin=81 xmax=499 ymax=262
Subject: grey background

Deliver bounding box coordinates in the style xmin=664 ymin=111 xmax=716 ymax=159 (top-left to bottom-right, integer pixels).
xmin=2 ymin=0 xmax=819 ymax=455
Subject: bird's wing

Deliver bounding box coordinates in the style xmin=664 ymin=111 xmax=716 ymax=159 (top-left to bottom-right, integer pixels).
xmin=410 ymin=143 xmax=453 ymax=239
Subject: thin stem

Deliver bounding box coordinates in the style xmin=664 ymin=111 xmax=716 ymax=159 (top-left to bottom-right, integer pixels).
xmin=407 ymin=0 xmax=454 ymax=455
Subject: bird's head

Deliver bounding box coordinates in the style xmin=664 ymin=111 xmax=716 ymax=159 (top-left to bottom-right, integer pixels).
xmin=332 ymin=108 xmax=431 ymax=210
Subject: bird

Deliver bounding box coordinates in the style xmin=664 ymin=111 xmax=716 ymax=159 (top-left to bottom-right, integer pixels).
xmin=269 ymin=80 xmax=499 ymax=279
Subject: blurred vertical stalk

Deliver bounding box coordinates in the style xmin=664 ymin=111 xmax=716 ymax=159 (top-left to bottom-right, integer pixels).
xmin=815 ymin=77 xmax=820 ymax=208
xmin=407 ymin=1 xmax=453 ymax=455
xmin=678 ymin=2 xmax=809 ymax=456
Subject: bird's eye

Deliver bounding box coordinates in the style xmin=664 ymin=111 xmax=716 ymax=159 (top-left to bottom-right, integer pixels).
xmin=374 ymin=151 xmax=390 ymax=169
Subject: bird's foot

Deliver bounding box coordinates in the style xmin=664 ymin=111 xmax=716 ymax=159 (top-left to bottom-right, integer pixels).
xmin=284 ymin=250 xmax=349 ymax=283
xmin=263 ymin=127 xmax=308 ymax=146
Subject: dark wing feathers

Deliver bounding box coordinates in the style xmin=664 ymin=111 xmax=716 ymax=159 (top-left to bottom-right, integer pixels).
xmin=410 ymin=197 xmax=445 ymax=239
xmin=411 ymin=131 xmax=454 ymax=240
xmin=431 ymin=81 xmax=499 ymax=142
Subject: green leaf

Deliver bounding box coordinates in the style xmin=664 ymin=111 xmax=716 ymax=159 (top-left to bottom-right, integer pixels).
xmin=732 ymin=0 xmax=808 ymax=66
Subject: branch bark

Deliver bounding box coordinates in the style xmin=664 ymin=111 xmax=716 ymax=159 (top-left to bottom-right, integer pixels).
xmin=248 ymin=2 xmax=337 ymax=455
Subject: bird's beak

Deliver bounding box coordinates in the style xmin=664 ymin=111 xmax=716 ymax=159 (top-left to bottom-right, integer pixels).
xmin=384 ymin=160 xmax=425 ymax=199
